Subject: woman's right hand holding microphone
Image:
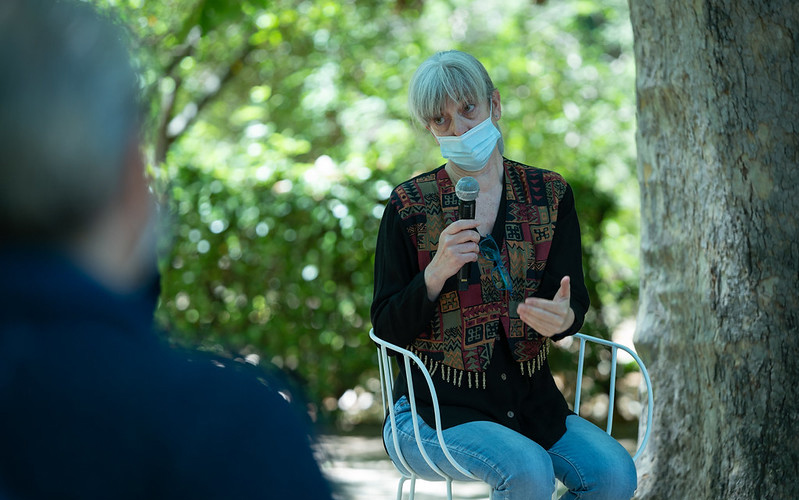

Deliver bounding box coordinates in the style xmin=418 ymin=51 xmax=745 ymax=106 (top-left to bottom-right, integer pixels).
xmin=424 ymin=219 xmax=482 ymax=301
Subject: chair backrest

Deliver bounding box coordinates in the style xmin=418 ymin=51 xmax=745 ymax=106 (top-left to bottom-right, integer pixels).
xmin=572 ymin=333 xmax=653 ymax=461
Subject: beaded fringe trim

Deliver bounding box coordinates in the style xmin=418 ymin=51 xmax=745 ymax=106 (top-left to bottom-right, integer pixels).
xmin=520 ymin=339 xmax=550 ymax=377
xmin=411 ymin=339 xmax=550 ymax=389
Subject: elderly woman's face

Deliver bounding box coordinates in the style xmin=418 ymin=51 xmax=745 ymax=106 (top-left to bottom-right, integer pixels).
xmin=427 ymin=97 xmax=492 ymax=138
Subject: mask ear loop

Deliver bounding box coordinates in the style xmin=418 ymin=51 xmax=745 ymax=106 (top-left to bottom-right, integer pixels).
xmin=489 ymin=97 xmax=504 ymax=156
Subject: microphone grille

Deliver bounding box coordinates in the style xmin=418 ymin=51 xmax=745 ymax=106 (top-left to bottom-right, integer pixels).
xmin=455 ymin=176 xmax=480 ymax=202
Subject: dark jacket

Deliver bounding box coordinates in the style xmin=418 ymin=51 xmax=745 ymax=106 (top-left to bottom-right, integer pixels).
xmin=0 ymin=247 xmax=332 ymax=500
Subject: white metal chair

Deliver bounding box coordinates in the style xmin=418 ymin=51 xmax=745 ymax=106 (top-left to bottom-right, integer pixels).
xmin=370 ymin=328 xmax=653 ymax=500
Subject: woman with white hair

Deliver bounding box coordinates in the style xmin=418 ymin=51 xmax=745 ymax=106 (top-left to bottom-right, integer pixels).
xmin=371 ymin=50 xmax=637 ymax=499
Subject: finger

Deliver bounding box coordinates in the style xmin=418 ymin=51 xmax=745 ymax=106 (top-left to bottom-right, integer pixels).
xmin=444 ymin=227 xmax=480 ymax=245
xmin=516 ymin=304 xmax=562 ymax=336
xmin=524 ymin=294 xmax=569 ymax=309
xmin=523 ymin=299 xmax=568 ymax=316
xmin=519 ymin=302 xmax=567 ymax=324
xmin=446 ymin=219 xmax=481 ymax=238
xmin=441 ymin=231 xmax=480 ymax=251
xmin=556 ymin=276 xmax=571 ymax=301
xmin=453 ymin=241 xmax=480 ymax=262
xmin=450 ymin=218 xmax=482 ymax=230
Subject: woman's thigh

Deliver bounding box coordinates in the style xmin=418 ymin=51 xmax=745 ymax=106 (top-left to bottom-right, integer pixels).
xmin=383 ymin=396 xmax=555 ymax=500
xmin=547 ymin=415 xmax=638 ymax=500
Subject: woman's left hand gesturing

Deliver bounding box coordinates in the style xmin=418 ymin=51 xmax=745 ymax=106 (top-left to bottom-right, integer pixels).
xmin=517 ymin=276 xmax=575 ymax=338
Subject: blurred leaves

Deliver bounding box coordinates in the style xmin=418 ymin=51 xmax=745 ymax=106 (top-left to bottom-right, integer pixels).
xmin=96 ymin=0 xmax=639 ymax=429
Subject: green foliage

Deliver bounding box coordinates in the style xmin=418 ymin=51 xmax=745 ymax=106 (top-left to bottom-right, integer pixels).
xmin=96 ymin=0 xmax=639 ymax=429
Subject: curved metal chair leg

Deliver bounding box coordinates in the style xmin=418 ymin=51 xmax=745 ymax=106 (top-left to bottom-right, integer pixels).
xmin=396 ymin=476 xmax=406 ymax=500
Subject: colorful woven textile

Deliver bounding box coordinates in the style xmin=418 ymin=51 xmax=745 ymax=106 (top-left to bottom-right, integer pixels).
xmin=390 ymin=158 xmax=567 ymax=387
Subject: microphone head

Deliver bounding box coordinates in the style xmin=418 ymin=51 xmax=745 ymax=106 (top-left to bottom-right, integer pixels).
xmin=455 ymin=176 xmax=480 ymax=202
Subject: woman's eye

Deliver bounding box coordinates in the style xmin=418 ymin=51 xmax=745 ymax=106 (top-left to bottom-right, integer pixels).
xmin=463 ymin=103 xmax=475 ymax=114
xmin=433 ymin=117 xmax=445 ymax=126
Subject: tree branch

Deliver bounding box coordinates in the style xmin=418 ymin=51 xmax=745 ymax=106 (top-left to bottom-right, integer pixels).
xmin=158 ymin=38 xmax=257 ymax=163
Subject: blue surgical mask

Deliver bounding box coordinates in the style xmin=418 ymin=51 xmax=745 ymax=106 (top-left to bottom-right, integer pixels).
xmin=435 ymin=103 xmax=501 ymax=172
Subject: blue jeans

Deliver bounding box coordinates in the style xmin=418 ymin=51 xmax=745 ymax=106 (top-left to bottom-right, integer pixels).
xmin=383 ymin=396 xmax=637 ymax=500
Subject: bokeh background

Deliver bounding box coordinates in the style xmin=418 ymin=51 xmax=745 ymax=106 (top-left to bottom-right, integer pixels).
xmin=96 ymin=0 xmax=642 ymax=435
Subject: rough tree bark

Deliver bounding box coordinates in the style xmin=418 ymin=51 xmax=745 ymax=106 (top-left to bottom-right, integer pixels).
xmin=629 ymin=1 xmax=799 ymax=498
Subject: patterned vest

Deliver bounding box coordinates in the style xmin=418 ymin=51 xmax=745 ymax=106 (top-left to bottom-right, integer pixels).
xmin=390 ymin=158 xmax=568 ymax=389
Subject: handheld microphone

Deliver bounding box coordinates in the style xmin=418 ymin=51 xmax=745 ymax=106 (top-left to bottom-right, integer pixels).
xmin=455 ymin=176 xmax=480 ymax=291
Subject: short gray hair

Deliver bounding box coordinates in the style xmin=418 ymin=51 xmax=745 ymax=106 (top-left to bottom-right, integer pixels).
xmin=0 ymin=0 xmax=141 ymax=241
xmin=408 ymin=50 xmax=496 ymax=126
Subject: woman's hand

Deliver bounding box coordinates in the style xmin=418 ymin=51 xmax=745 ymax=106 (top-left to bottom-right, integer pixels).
xmin=424 ymin=219 xmax=481 ymax=301
xmin=517 ymin=276 xmax=575 ymax=337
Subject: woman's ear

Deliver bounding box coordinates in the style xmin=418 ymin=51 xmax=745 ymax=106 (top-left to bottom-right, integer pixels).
xmin=491 ymin=89 xmax=502 ymax=121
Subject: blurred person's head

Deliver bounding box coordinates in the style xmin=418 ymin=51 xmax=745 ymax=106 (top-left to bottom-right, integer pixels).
xmin=0 ymin=0 xmax=154 ymax=290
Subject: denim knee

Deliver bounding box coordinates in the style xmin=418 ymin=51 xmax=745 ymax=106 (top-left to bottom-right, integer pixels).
xmin=591 ymin=447 xmax=637 ymax=499
xmin=494 ymin=453 xmax=555 ymax=500
xmin=549 ymin=415 xmax=638 ymax=500
xmin=553 ymin=452 xmax=635 ymax=500
xmin=604 ymin=451 xmax=637 ymax=499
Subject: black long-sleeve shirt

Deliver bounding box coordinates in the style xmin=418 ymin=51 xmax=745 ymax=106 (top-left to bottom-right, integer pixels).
xmin=371 ymin=161 xmax=589 ymax=449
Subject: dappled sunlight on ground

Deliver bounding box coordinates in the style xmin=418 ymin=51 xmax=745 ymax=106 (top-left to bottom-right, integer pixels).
xmin=317 ymin=434 xmax=490 ymax=500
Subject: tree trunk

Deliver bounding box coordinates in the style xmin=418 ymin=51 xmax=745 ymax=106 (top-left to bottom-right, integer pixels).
xmin=629 ymin=1 xmax=799 ymax=498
